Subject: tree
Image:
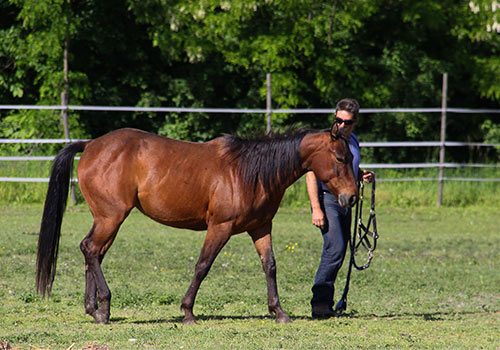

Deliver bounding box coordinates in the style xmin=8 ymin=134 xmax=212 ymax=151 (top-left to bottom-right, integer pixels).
xmin=459 ymin=0 xmax=499 ymax=100
xmin=0 ymin=0 xmax=497 ymax=160
xmin=129 ymin=0 xmax=381 ymax=132
xmin=0 ymin=0 xmax=87 ymax=154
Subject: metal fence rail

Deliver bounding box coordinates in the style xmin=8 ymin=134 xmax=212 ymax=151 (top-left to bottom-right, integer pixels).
xmin=1 ymin=105 xmax=500 ymax=114
xmin=0 ymin=103 xmax=499 ymax=206
xmin=1 ymin=141 xmax=498 ymax=182
xmin=2 ymin=139 xmax=499 ymax=148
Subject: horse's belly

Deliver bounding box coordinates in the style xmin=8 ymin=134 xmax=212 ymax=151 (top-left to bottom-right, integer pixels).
xmin=144 ymin=213 xmax=208 ymax=231
xmin=136 ymin=191 xmax=209 ymax=231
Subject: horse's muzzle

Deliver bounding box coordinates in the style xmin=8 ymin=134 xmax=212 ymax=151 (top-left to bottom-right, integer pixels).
xmin=338 ymin=193 xmax=358 ymax=208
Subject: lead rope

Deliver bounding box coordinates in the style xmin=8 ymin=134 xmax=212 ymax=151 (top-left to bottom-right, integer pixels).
xmin=335 ymin=175 xmax=379 ymax=313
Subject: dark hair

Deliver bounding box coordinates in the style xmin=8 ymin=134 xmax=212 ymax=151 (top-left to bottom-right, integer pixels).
xmin=221 ymin=129 xmax=311 ymax=194
xmin=336 ymin=98 xmax=360 ymax=119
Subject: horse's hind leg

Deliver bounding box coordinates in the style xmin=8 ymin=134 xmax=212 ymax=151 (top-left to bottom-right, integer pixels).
xmin=181 ymin=222 xmax=231 ymax=324
xmin=249 ymin=224 xmax=291 ymax=323
xmin=80 ymin=213 xmax=128 ymax=324
xmin=82 ymin=224 xmax=98 ymax=317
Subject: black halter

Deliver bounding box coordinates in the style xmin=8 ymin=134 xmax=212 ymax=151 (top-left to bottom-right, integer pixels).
xmin=335 ymin=175 xmax=379 ymax=313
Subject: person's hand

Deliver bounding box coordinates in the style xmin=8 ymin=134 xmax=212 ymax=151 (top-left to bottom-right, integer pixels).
xmin=311 ymin=208 xmax=325 ymax=229
xmin=362 ymin=170 xmax=374 ymax=183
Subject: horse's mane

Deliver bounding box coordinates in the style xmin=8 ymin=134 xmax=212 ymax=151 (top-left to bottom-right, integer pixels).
xmin=221 ymin=129 xmax=316 ymax=193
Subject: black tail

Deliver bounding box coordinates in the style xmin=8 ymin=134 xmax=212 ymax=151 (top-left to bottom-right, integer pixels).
xmin=36 ymin=141 xmax=87 ymax=297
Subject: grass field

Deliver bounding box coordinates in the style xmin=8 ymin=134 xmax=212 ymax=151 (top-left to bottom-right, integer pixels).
xmin=0 ymin=203 xmax=498 ymax=349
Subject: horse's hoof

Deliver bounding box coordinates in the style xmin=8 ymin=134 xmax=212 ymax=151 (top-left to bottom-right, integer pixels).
xmin=182 ymin=317 xmax=197 ymax=325
xmin=94 ymin=311 xmax=110 ymax=324
xmin=276 ymin=314 xmax=291 ymax=324
xmin=85 ymin=307 xmax=98 ymax=318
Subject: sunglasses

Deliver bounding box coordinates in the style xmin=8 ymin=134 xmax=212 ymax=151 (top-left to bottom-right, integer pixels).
xmin=335 ymin=117 xmax=356 ymax=126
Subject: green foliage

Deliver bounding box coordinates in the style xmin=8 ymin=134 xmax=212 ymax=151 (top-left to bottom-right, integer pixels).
xmin=0 ymin=0 xmax=88 ymax=144
xmin=473 ymin=56 xmax=500 ymax=100
xmin=0 ymin=0 xmax=498 ymax=147
xmin=1 ymin=0 xmax=86 ymax=102
xmin=0 ymin=109 xmax=87 ymax=155
xmin=481 ymin=119 xmax=500 ymax=144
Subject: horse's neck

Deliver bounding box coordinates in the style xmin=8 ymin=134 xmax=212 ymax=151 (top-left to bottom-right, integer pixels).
xmin=297 ymin=131 xmax=329 ymax=176
xmin=281 ymin=168 xmax=308 ymax=191
xmin=268 ymin=132 xmax=322 ymax=192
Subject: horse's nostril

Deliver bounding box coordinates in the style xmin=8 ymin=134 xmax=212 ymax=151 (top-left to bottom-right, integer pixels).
xmin=338 ymin=194 xmax=357 ymax=208
xmin=349 ymin=195 xmax=358 ymax=207
xmin=338 ymin=194 xmax=347 ymax=207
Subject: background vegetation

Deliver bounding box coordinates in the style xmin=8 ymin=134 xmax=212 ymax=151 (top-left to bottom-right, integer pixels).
xmin=0 ymin=3 xmax=498 ymax=349
xmin=0 ymin=205 xmax=498 ymax=349
xmin=0 ymin=0 xmax=498 ymax=163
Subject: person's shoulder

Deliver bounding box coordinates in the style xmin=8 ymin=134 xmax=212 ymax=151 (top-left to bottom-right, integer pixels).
xmin=349 ymin=133 xmax=360 ymax=148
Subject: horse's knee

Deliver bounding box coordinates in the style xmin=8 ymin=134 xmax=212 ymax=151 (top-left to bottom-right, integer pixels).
xmin=80 ymin=225 xmax=98 ymax=255
xmin=80 ymin=221 xmax=118 ymax=259
xmin=80 ymin=237 xmax=100 ymax=260
xmin=80 ymin=238 xmax=94 ymax=259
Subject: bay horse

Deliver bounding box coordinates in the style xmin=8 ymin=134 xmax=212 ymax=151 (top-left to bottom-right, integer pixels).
xmin=36 ymin=125 xmax=358 ymax=324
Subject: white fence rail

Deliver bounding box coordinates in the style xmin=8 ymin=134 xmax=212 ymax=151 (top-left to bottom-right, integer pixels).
xmin=1 ymin=104 xmax=500 ymax=114
xmin=0 ymin=141 xmax=498 ymax=182
xmin=1 ymin=139 xmax=499 ymax=148
xmin=0 ymin=105 xmax=499 ymax=188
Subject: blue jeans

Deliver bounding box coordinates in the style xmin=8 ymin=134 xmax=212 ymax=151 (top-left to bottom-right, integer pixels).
xmin=311 ymin=192 xmax=351 ymax=309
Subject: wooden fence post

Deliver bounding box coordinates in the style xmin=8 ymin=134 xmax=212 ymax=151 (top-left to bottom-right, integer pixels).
xmin=437 ymin=73 xmax=448 ymax=207
xmin=61 ymin=35 xmax=77 ymax=205
xmin=266 ymin=73 xmax=272 ymax=134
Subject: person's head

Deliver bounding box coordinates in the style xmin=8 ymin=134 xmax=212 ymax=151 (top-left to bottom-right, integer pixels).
xmin=334 ymin=98 xmax=359 ymax=137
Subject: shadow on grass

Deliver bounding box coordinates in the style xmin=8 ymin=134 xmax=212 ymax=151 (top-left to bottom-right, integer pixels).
xmin=111 ymin=308 xmax=495 ymax=325
xmin=113 ymin=314 xmax=283 ymax=324
xmin=337 ymin=309 xmax=495 ymax=321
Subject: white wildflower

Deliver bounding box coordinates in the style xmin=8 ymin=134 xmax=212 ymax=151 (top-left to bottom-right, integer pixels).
xmin=220 ymin=1 xmax=231 ymax=11
xmin=469 ymin=1 xmax=480 ymax=13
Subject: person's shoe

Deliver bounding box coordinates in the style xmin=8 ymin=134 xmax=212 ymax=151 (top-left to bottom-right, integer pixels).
xmin=311 ymin=304 xmax=336 ymax=319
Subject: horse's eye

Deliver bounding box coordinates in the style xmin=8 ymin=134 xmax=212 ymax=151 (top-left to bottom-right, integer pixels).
xmin=335 ymin=152 xmax=351 ymax=164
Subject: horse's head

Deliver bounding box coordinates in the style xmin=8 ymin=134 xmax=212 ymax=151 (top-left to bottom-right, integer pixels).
xmin=300 ymin=128 xmax=359 ymax=208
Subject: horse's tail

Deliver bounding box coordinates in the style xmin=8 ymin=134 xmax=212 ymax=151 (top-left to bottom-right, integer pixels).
xmin=36 ymin=141 xmax=87 ymax=297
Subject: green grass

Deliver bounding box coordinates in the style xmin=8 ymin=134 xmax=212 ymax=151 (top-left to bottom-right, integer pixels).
xmin=0 ymin=204 xmax=498 ymax=349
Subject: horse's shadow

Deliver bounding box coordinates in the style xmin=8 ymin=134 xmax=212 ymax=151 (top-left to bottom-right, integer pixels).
xmin=335 ymin=309 xmax=492 ymax=321
xmin=112 ymin=314 xmax=298 ymax=325
xmin=111 ymin=309 xmax=490 ymax=325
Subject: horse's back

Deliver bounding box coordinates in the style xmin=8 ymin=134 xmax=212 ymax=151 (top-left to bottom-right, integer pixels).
xmin=77 ymin=128 xmax=225 ymax=229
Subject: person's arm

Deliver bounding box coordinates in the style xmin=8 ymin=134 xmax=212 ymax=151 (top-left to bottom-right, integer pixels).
xmin=306 ymin=171 xmax=325 ymax=229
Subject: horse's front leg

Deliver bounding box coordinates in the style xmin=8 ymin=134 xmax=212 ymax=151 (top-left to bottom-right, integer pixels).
xmin=181 ymin=222 xmax=231 ymax=325
xmin=249 ymin=223 xmax=291 ymax=323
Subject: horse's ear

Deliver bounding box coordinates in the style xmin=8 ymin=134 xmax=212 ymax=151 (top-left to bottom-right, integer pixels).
xmin=330 ymin=121 xmax=339 ymax=140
